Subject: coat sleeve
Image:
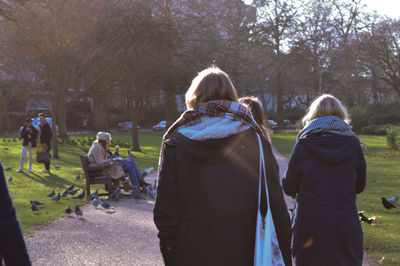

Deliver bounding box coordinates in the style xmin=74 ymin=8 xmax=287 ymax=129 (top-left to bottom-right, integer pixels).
xmin=32 ymin=127 xmax=38 ymax=140
xmin=88 ymin=144 xmax=108 ymax=167
xmin=355 ymin=145 xmax=367 ymax=193
xmin=21 ymin=126 xmax=28 ymax=139
xmin=263 ymin=139 xmax=292 ymax=266
xmin=0 ymin=161 xmax=31 ymax=265
xmin=153 ymin=142 xmax=178 ymax=266
xmin=282 ymin=141 xmax=303 ymax=197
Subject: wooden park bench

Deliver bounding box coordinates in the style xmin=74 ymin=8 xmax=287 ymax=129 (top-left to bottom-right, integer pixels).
xmin=80 ymin=155 xmax=113 ymax=196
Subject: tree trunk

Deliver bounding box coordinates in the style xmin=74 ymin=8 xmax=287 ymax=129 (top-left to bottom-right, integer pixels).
xmin=92 ymin=92 xmax=109 ymax=131
xmin=57 ymin=95 xmax=68 ymax=139
xmin=50 ymin=97 xmax=59 ymax=159
xmin=0 ymin=110 xmax=3 ymax=136
xmin=164 ymin=88 xmax=178 ymax=127
xmin=0 ymin=90 xmax=12 ymax=133
xmin=131 ymin=116 xmax=141 ymax=152
xmin=276 ymin=67 xmax=284 ymax=123
xmin=258 ymin=85 xmax=268 ymax=120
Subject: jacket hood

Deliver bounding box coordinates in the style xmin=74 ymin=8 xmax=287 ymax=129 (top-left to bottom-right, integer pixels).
xmin=299 ymin=135 xmax=360 ymax=164
xmin=166 ymin=129 xmax=255 ymax=164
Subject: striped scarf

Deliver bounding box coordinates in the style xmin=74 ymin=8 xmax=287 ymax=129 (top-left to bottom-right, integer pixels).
xmin=163 ymin=100 xmax=263 ymax=140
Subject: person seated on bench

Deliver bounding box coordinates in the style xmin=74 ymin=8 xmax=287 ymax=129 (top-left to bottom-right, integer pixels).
xmin=87 ymin=132 xmax=126 ymax=186
xmin=88 ymin=132 xmax=142 ymax=199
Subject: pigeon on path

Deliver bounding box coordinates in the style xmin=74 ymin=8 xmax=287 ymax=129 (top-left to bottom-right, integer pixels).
xmin=51 ymin=193 xmax=61 ymax=201
xmin=381 ymin=197 xmax=397 ymax=210
xmin=92 ymin=197 xmax=99 ymax=208
xmin=8 ymin=176 xmax=12 ymax=183
xmin=73 ymin=189 xmax=85 ymax=200
xmin=74 ymin=205 xmax=83 ymax=218
xmin=101 ymin=199 xmax=115 ymax=210
xmin=108 ymin=188 xmax=121 ymax=201
xmin=47 ymin=189 xmax=55 ymax=198
xmin=75 ymin=174 xmax=81 ymax=181
xmin=65 ymin=206 xmax=72 ymax=216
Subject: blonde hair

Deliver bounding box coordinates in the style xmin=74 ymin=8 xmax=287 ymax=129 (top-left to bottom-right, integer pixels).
xmin=302 ymin=94 xmax=349 ymax=126
xmin=185 ymin=66 xmax=239 ymax=109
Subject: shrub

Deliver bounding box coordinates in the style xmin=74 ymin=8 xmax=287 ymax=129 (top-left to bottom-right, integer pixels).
xmin=361 ymin=124 xmax=393 ymax=135
xmin=386 ymin=126 xmax=400 ymax=150
xmin=350 ymin=102 xmax=400 ymax=133
xmin=349 ymin=106 xmax=368 ymax=132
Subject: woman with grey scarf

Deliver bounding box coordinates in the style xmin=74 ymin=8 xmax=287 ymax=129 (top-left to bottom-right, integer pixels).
xmin=282 ymin=94 xmax=366 ymax=266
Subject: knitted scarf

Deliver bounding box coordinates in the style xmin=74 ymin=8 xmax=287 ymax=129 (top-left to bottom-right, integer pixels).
xmin=297 ymin=116 xmax=355 ymax=139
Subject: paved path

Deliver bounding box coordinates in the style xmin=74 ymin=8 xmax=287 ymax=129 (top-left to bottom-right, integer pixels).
xmin=25 ymin=174 xmax=163 ymax=266
xmin=272 ymin=147 xmax=378 ymax=266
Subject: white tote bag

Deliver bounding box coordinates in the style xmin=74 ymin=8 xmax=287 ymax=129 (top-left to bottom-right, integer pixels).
xmin=254 ymin=134 xmax=285 ymax=266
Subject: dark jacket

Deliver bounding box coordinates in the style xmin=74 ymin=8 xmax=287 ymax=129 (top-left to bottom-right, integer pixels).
xmin=154 ymin=129 xmax=292 ymax=266
xmin=39 ymin=122 xmax=52 ymax=150
xmin=0 ymin=161 xmax=31 ymax=265
xmin=21 ymin=126 xmax=38 ymax=147
xmin=282 ymin=135 xmax=366 ymax=266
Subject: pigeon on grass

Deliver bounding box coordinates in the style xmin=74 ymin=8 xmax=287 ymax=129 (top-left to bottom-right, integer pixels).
xmin=74 ymin=189 xmax=86 ymax=200
xmin=381 ymin=197 xmax=397 ymax=210
xmin=47 ymin=189 xmax=55 ymax=198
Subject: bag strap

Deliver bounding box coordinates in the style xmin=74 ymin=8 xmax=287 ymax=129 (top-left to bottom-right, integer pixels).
xmin=257 ymin=133 xmax=270 ymax=222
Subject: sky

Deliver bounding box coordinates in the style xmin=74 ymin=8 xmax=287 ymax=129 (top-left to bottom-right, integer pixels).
xmin=243 ymin=0 xmax=400 ymax=20
xmin=364 ymin=0 xmax=400 ymax=19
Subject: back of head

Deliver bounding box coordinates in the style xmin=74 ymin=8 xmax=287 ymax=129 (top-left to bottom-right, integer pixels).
xmin=302 ymin=94 xmax=349 ymax=126
xmin=239 ymin=96 xmax=265 ymax=126
xmin=185 ymin=66 xmax=238 ymax=109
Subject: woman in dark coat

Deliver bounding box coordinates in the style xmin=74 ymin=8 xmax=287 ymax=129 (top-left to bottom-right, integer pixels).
xmin=154 ymin=67 xmax=292 ymax=266
xmin=282 ymin=94 xmax=366 ymax=266
xmin=0 ymin=161 xmax=31 ymax=265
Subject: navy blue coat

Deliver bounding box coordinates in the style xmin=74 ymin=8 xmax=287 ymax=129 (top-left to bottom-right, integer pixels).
xmin=282 ymin=135 xmax=366 ymax=266
xmin=0 ymin=161 xmax=31 ymax=265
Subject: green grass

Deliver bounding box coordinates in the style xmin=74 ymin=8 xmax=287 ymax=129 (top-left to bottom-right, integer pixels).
xmin=271 ymin=133 xmax=400 ymax=265
xmin=0 ymin=132 xmax=163 ymax=234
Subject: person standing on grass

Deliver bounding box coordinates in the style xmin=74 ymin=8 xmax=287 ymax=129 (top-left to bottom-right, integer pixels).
xmin=38 ymin=113 xmax=52 ymax=174
xmin=154 ymin=66 xmax=292 ymax=266
xmin=282 ymin=94 xmax=366 ymax=266
xmin=17 ymin=118 xmax=38 ymax=173
xmin=0 ymin=161 xmax=32 ymax=265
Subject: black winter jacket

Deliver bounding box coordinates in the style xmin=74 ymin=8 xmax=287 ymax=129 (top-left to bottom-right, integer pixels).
xmin=0 ymin=161 xmax=31 ymax=265
xmin=282 ymin=135 xmax=366 ymax=266
xmin=39 ymin=122 xmax=52 ymax=150
xmin=154 ymin=129 xmax=292 ymax=266
xmin=21 ymin=126 xmax=38 ymax=147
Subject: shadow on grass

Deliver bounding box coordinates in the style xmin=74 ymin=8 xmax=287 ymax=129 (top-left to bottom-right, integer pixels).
xmin=22 ymin=172 xmax=72 ymax=189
